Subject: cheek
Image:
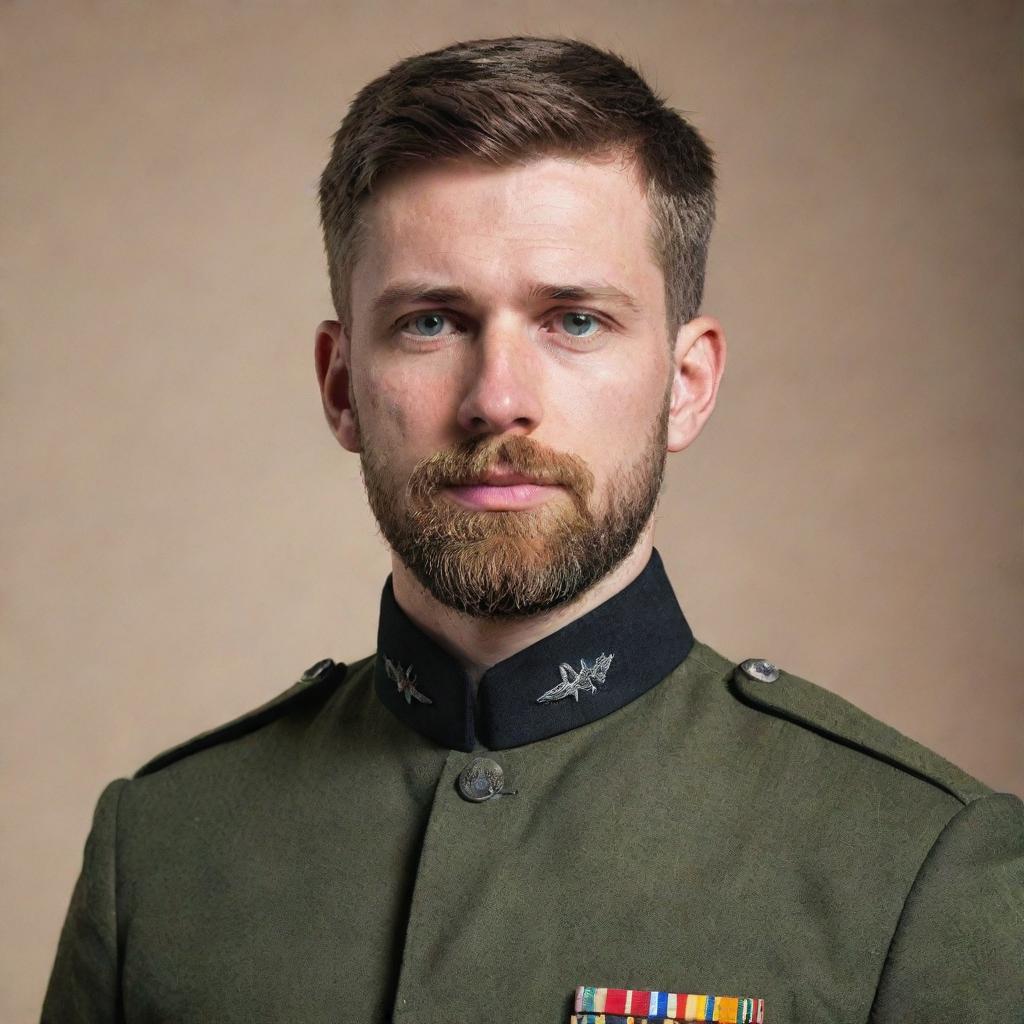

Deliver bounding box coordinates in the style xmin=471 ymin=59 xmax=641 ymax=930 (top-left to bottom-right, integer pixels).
xmin=356 ymin=365 xmax=409 ymax=437
xmin=357 ymin=361 xmax=453 ymax=461
xmin=366 ymin=384 xmax=402 ymax=424
xmin=571 ymin=362 xmax=667 ymax=458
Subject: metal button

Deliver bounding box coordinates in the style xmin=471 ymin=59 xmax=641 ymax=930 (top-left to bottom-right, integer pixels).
xmin=739 ymin=658 xmax=780 ymax=683
xmin=457 ymin=757 xmax=505 ymax=803
xmin=301 ymin=658 xmax=335 ymax=681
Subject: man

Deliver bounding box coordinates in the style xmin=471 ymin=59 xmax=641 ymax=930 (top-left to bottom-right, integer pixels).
xmin=43 ymin=36 xmax=1022 ymax=1023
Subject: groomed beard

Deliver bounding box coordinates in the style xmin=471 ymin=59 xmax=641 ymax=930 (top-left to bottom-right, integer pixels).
xmin=359 ymin=398 xmax=669 ymax=619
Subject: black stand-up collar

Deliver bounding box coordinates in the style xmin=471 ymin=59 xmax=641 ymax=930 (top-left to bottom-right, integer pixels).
xmin=372 ymin=549 xmax=694 ymax=752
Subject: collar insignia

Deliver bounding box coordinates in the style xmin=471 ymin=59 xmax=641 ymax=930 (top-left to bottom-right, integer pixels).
xmin=536 ymin=652 xmax=614 ymax=704
xmin=385 ymin=656 xmax=433 ymax=705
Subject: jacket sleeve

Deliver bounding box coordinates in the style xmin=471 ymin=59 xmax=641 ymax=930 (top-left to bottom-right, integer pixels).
xmin=41 ymin=779 xmax=127 ymax=1024
xmin=869 ymin=790 xmax=1024 ymax=1020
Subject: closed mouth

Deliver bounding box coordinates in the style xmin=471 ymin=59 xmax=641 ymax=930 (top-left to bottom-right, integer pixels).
xmin=458 ymin=472 xmax=550 ymax=487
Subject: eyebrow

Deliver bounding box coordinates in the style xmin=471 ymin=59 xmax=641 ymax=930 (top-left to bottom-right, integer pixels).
xmin=369 ymin=280 xmax=643 ymax=318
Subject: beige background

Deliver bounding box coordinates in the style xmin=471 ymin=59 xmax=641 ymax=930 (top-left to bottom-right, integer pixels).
xmin=3 ymin=0 xmax=1022 ymax=1017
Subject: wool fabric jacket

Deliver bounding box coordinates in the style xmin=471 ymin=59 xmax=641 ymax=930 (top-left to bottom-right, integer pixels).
xmin=43 ymin=559 xmax=1024 ymax=1022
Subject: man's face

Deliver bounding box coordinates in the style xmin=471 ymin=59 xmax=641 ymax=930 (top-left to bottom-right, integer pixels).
xmin=325 ymin=155 xmax=689 ymax=616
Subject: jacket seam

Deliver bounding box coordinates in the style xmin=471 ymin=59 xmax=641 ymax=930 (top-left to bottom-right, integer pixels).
xmin=865 ymin=793 xmax=984 ymax=1020
xmin=134 ymin=661 xmax=355 ymax=778
xmin=728 ymin=679 xmax=973 ymax=805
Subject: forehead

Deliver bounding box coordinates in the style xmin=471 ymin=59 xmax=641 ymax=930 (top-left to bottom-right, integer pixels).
xmin=349 ymin=155 xmax=664 ymax=317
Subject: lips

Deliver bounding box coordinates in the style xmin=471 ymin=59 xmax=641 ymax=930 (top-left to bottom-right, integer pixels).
xmin=443 ymin=469 xmax=562 ymax=511
xmin=406 ymin=438 xmax=593 ymax=515
xmin=445 ymin=462 xmax=558 ymax=489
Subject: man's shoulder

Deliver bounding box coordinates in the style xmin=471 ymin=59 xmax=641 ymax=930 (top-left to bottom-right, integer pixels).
xmin=690 ymin=640 xmax=994 ymax=807
xmin=132 ymin=653 xmax=375 ymax=779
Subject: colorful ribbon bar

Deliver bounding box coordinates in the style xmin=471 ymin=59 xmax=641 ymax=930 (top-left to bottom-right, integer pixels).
xmin=573 ymin=1017 xmax=684 ymax=1024
xmin=573 ymin=986 xmax=765 ymax=1023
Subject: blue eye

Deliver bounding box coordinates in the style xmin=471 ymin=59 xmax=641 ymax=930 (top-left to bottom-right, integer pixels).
xmin=408 ymin=313 xmax=448 ymax=337
xmin=561 ymin=312 xmax=599 ymax=337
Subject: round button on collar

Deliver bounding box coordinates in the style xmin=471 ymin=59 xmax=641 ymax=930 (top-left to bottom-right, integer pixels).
xmin=457 ymin=757 xmax=506 ymax=803
xmin=739 ymin=658 xmax=780 ymax=683
xmin=301 ymin=658 xmax=335 ymax=681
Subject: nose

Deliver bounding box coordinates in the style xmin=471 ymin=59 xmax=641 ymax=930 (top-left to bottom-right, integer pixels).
xmin=456 ymin=322 xmax=543 ymax=436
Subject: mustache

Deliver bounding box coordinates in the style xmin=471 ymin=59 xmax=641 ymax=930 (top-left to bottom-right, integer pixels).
xmin=407 ymin=435 xmax=595 ymax=503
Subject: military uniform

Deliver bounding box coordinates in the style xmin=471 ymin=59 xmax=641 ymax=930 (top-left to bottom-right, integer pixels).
xmin=43 ymin=552 xmax=1024 ymax=1022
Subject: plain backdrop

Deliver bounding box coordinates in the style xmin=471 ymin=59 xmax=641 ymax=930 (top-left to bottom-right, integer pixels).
xmin=3 ymin=1 xmax=1022 ymax=1017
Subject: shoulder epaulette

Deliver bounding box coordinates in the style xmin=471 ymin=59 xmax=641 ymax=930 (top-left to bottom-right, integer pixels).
xmin=729 ymin=657 xmax=991 ymax=805
xmin=134 ymin=658 xmax=349 ymax=778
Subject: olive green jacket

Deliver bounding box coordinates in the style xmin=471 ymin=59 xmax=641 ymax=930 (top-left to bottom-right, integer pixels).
xmin=42 ymin=642 xmax=1024 ymax=1022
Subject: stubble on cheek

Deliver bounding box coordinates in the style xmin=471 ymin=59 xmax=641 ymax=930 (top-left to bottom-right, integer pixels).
xmin=374 ymin=353 xmax=434 ymax=431
xmin=353 ymin=376 xmax=419 ymax=530
xmin=353 ymin=369 xmax=410 ymax=456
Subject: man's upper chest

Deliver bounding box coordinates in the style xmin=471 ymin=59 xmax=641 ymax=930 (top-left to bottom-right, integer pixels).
xmin=117 ymin=651 xmax=951 ymax=1023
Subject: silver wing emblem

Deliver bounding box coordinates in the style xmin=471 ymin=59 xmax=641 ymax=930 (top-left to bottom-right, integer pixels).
xmin=385 ymin=656 xmax=433 ymax=705
xmin=536 ymin=652 xmax=615 ymax=704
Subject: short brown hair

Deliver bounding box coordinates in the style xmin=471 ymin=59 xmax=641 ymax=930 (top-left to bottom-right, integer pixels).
xmin=319 ymin=36 xmax=716 ymax=334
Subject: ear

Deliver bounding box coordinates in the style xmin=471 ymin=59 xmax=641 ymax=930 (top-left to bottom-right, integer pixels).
xmin=314 ymin=320 xmax=361 ymax=453
xmin=666 ymin=315 xmax=727 ymax=453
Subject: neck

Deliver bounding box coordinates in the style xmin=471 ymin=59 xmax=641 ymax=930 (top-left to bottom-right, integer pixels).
xmin=390 ymin=528 xmax=655 ymax=685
